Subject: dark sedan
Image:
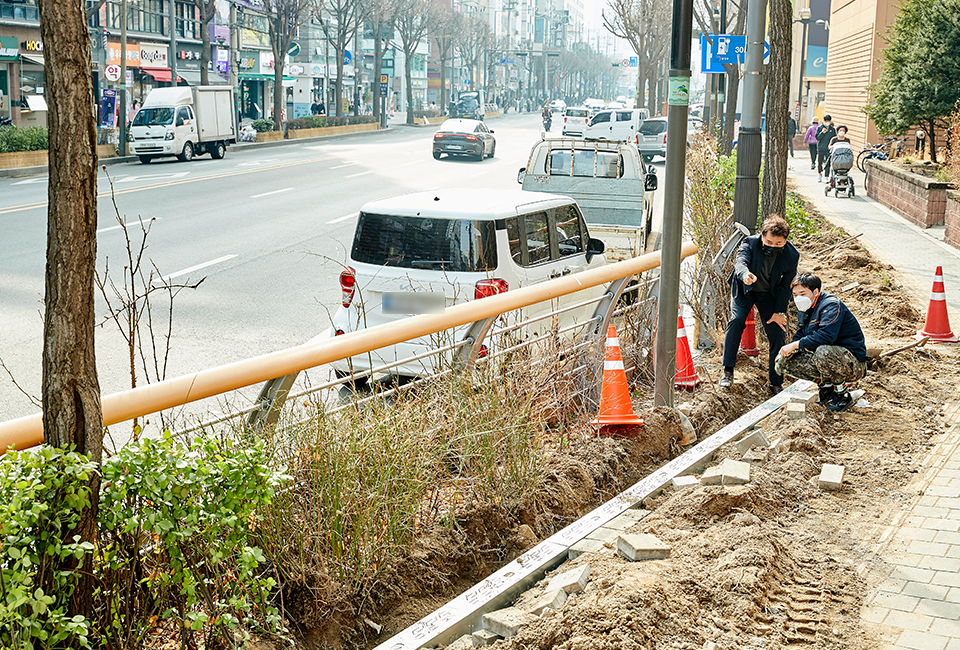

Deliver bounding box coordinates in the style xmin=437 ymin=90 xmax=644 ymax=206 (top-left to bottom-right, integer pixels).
xmin=432 ymin=119 xmax=497 ymax=161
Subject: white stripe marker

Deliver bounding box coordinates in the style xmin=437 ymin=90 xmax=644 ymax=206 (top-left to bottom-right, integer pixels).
xmin=327 ymin=211 xmax=359 ymax=224
xmin=160 ymin=254 xmax=237 ymax=282
xmin=606 ymin=337 xmax=619 ymax=347
xmin=935 ymin=275 xmax=944 ymax=282
xmin=932 ymin=292 xmax=946 ymax=300
xmin=250 ymin=187 xmax=294 ymax=198
xmin=604 ymin=360 xmax=625 ymax=370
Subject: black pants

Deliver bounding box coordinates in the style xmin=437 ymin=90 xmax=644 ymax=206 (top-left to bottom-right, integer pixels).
xmin=817 ymin=148 xmax=831 ymax=175
xmin=722 ymin=291 xmax=786 ymax=386
xmin=789 ymin=136 xmax=795 ymax=157
xmin=808 ymin=144 xmax=818 ymax=166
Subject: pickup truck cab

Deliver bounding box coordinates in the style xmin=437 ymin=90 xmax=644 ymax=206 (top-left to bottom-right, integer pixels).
xmin=517 ymin=138 xmax=658 ymax=253
xmin=328 ymin=189 xmax=610 ymax=379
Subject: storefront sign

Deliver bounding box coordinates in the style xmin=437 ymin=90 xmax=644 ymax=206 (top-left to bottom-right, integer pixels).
xmin=21 ymin=40 xmax=43 ymax=52
xmin=178 ymin=50 xmax=202 ymax=61
xmin=108 ymin=43 xmax=140 ymax=67
xmin=0 ymin=36 xmax=19 ymax=61
xmin=139 ymin=44 xmax=168 ymax=66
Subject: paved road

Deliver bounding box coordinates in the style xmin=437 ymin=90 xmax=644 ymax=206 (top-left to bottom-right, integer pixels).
xmin=0 ymin=113 xmax=666 ymax=438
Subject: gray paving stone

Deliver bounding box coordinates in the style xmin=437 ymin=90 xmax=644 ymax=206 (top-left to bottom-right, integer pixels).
xmin=701 ymin=458 xmax=751 ymax=485
xmin=672 ymin=475 xmax=700 ymax=489
xmin=616 ymin=533 xmax=671 ymax=561
xmin=895 ymin=629 xmax=948 ymax=650
xmin=884 ymin=609 xmax=934 ymax=632
xmin=735 ymin=429 xmax=770 ymax=455
xmin=890 ymin=566 xmax=937 ymax=584
xmin=447 ymin=634 xmax=476 ymax=650
xmin=862 ymin=605 xmax=890 ymax=624
xmin=915 ymin=598 xmax=960 ymax=619
xmin=930 ymin=571 xmax=960 ymax=588
xmin=914 ymin=506 xmax=952 ymax=519
xmin=585 ymin=527 xmax=622 ymax=543
xmin=546 ymin=565 xmax=590 ymax=595
xmin=481 ymin=607 xmax=537 ymax=638
xmin=568 ymin=538 xmax=606 ymax=560
xmin=909 ymin=542 xmax=952 ymax=557
xmin=889 ymin=553 xmax=924 ymax=568
xmin=786 ymin=402 xmax=806 ymax=420
xmin=873 ymin=590 xmax=921 ymax=612
xmin=927 ymin=486 xmax=960 ymax=498
xmin=932 ymin=530 xmax=960 ymax=545
xmin=471 ymin=629 xmax=499 ymax=646
xmin=945 ymin=639 xmax=960 ymax=650
xmin=925 ymin=519 xmax=960 ymax=532
xmin=819 ymin=464 xmax=845 ymax=490
xmin=881 ymin=578 xmax=909 ymax=593
xmin=944 ymin=545 xmax=960 ymax=559
xmin=902 ymin=582 xmax=950 ymax=600
xmin=918 ymin=556 xmax=960 ymax=572
xmin=929 ymin=617 xmax=960 ymax=638
xmin=522 ymin=589 xmax=567 ymax=616
xmin=896 ymin=527 xmax=939 ymax=543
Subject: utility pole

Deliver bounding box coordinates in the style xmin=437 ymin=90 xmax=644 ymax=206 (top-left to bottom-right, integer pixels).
xmin=230 ymin=2 xmax=239 ymax=131
xmin=730 ymin=0 xmax=766 ymax=232
xmin=170 ymin=0 xmax=178 ymax=89
xmin=119 ymin=0 xmax=127 ymax=155
xmin=653 ymin=0 xmax=694 ymax=408
xmin=717 ymin=0 xmax=727 ymax=130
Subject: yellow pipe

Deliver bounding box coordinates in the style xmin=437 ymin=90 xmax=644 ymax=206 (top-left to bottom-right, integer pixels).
xmin=0 ymin=242 xmax=698 ymax=452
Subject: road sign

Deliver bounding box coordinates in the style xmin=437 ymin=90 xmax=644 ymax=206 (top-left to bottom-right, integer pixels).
xmin=700 ymin=34 xmax=769 ymax=74
xmin=288 ymin=41 xmax=300 ymax=57
xmin=379 ymin=82 xmax=388 ymax=97
xmin=105 ymin=64 xmax=121 ymax=82
xmin=621 ymin=58 xmax=630 ymax=67
xmin=629 ymin=56 xmax=638 ymax=67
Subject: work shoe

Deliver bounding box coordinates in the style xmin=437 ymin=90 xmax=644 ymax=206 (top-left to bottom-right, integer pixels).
xmin=825 ymin=390 xmax=853 ymax=412
xmin=719 ymin=370 xmax=734 ymax=388
xmin=810 ymin=164 xmax=815 ymax=169
xmin=769 ymin=384 xmax=783 ymax=396
xmin=818 ymin=384 xmax=836 ymax=404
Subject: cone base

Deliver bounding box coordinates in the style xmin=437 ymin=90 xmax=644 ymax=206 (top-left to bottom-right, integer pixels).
xmin=675 ymin=376 xmax=701 ymax=390
xmin=917 ymin=328 xmax=960 ymax=343
xmin=590 ymin=413 xmax=644 ymax=427
xmin=595 ymin=422 xmax=644 ymax=438
xmin=740 ymin=348 xmax=760 ymax=357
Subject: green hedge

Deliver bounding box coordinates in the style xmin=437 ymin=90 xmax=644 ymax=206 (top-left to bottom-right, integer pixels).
xmin=0 ymin=125 xmax=49 ymax=153
xmin=286 ymin=114 xmax=377 ymax=130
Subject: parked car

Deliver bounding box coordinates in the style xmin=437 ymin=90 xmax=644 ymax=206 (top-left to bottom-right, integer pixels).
xmin=582 ymin=108 xmax=649 ymax=142
xmin=549 ymin=99 xmax=567 ymax=113
xmin=634 ymin=116 xmax=702 ymax=162
xmin=328 ymin=189 xmax=618 ymax=379
xmin=562 ymin=107 xmax=591 ymax=137
xmin=432 ymin=119 xmax=496 ymax=160
xmin=129 ymin=86 xmax=235 ymax=164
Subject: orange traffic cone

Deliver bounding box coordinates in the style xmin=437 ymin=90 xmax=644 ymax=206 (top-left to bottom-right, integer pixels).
xmin=591 ymin=325 xmax=643 ymax=435
xmin=675 ymin=315 xmax=701 ymax=390
xmin=740 ymin=306 xmax=760 ymax=356
xmin=917 ymin=266 xmax=959 ymax=343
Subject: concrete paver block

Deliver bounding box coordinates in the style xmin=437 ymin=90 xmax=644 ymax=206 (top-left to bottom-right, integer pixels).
xmin=568 ymin=538 xmax=606 ymax=560
xmin=672 ymin=475 xmax=700 ymax=489
xmin=819 ymin=464 xmax=845 ymax=490
xmin=735 ymin=429 xmax=770 ymax=455
xmin=841 ymin=281 xmax=861 ymax=292
xmin=616 ymin=533 xmax=671 ymax=561
xmin=604 ymin=510 xmax=648 ymax=531
xmin=787 ymin=402 xmax=806 ymax=420
xmin=789 ymin=391 xmax=817 ymax=405
xmin=585 ymin=526 xmax=621 ymax=543
xmin=447 ymin=634 xmax=476 ymax=650
xmin=743 ymin=448 xmax=770 ymax=466
xmin=522 ymin=588 xmax=567 ymax=616
xmin=702 ymin=458 xmax=751 ymax=485
xmin=471 ymin=629 xmax=499 ymax=646
xmin=546 ymin=564 xmax=591 ymax=595
xmin=481 ymin=607 xmax=537 ymax=638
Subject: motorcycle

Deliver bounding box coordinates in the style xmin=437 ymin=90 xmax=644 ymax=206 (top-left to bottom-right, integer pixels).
xmin=0 ymin=116 xmax=12 ymax=127
xmin=543 ymin=115 xmax=552 ymax=132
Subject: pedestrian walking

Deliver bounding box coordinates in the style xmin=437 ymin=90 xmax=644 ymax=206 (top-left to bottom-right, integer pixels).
xmin=788 ymin=113 xmax=798 ymax=158
xmin=816 ymin=115 xmax=836 ymax=182
xmin=804 ymin=118 xmax=819 ymax=169
xmin=719 ymin=214 xmax=801 ymax=395
xmin=776 ymin=272 xmax=868 ymax=411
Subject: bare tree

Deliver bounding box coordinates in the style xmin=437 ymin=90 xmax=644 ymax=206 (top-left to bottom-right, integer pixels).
xmin=603 ymin=0 xmax=670 ymax=115
xmin=193 ymin=0 xmax=219 ymax=85
xmin=693 ymin=0 xmax=746 ymax=154
xmin=367 ymin=0 xmax=398 ymax=120
xmin=455 ymin=13 xmax=488 ymax=95
xmin=761 ymin=0 xmax=792 ymax=219
xmin=395 ymin=0 xmax=435 ymax=124
xmin=433 ymin=3 xmax=458 ymax=112
xmin=37 ymin=0 xmax=102 ymax=630
xmin=261 ymin=0 xmax=324 ymax=129
xmin=322 ymin=0 xmax=366 ymax=117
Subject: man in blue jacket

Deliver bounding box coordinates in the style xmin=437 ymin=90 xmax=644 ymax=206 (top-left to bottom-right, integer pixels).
xmin=776 ymin=272 xmax=868 ymax=411
xmin=720 ymin=215 xmax=801 ymax=393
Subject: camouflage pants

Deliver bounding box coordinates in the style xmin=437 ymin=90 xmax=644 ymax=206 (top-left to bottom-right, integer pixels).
xmin=775 ymin=345 xmax=867 ymax=386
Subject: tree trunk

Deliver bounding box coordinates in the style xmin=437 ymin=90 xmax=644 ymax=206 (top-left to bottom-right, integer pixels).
xmin=374 ymin=35 xmax=383 ymax=120
xmin=761 ymin=0 xmax=792 ymax=219
xmin=635 ymin=64 xmax=643 ymax=109
xmin=928 ymin=119 xmax=939 ymax=163
xmin=36 ymin=0 xmax=103 ymax=628
xmin=273 ymin=42 xmax=285 ymax=130
xmin=336 ymin=46 xmax=345 ymax=117
xmin=200 ymin=5 xmax=211 ymax=85
xmin=352 ymin=25 xmax=360 ymax=115
xmin=721 ymin=67 xmax=740 ymax=156
xmin=439 ymin=48 xmax=447 ymax=110
xmin=405 ymin=48 xmax=414 ymax=124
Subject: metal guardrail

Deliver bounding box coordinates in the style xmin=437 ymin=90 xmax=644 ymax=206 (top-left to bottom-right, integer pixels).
xmin=0 ymin=243 xmax=697 ymax=452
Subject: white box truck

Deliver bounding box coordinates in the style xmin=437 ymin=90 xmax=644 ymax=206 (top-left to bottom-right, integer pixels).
xmin=129 ymin=86 xmax=236 ymax=164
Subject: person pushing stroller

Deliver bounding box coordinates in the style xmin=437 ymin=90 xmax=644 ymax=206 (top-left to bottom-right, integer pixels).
xmin=824 ymin=125 xmax=855 ymax=198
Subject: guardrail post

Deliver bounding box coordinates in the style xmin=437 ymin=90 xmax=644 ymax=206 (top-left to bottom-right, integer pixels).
xmin=247 ymin=372 xmax=299 ymax=431
xmin=452 ymin=316 xmax=497 ymax=371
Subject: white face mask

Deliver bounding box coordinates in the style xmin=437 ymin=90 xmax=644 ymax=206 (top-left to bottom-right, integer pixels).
xmin=794 ymin=295 xmax=813 ymax=312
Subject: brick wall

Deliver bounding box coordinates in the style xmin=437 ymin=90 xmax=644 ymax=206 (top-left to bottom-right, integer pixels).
xmin=946 ymin=190 xmax=960 ymax=250
xmin=865 ymin=160 xmax=952 ymax=228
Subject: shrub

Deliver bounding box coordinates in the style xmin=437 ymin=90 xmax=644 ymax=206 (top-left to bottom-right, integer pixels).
xmin=285 ymin=117 xmax=315 ymax=131
xmin=0 ymin=446 xmax=98 ymax=649
xmin=783 ymin=191 xmax=819 ymax=239
xmin=0 ymin=125 xmax=49 ymax=153
xmin=251 ymin=118 xmax=275 ymax=133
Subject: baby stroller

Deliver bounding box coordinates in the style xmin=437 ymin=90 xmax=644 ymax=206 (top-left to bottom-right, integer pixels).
xmin=826 ymin=141 xmax=855 ymax=197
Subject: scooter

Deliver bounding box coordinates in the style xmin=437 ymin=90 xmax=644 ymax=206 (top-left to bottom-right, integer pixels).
xmin=543 ymin=115 xmax=552 ymax=132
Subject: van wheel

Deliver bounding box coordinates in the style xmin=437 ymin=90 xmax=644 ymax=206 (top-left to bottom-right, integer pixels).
xmin=211 ymin=142 xmax=226 ymax=159
xmin=178 ymin=141 xmax=194 ymax=162
xmin=138 ymin=155 xmax=153 ymax=164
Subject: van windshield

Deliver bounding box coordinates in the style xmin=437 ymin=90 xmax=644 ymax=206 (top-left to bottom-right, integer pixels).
xmin=132 ymin=108 xmax=175 ymax=126
xmin=351 ymin=213 xmax=498 ymax=272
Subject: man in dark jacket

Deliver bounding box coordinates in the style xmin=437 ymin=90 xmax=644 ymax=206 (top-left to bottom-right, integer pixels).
xmin=816 ymin=114 xmax=836 ymax=182
xmin=788 ymin=113 xmax=798 ymax=158
xmin=720 ymin=214 xmax=801 ymax=393
xmin=776 ymin=273 xmax=868 ymax=411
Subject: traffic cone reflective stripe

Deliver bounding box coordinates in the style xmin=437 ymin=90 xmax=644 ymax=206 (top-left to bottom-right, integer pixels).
xmin=675 ymin=315 xmax=701 ymax=389
xmin=591 ymin=325 xmax=643 ymax=433
xmin=740 ymin=306 xmax=760 ymax=356
xmin=917 ymin=266 xmax=959 ymax=343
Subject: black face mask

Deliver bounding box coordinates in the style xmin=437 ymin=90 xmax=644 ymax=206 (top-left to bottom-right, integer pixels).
xmin=762 ymin=244 xmax=782 ymax=257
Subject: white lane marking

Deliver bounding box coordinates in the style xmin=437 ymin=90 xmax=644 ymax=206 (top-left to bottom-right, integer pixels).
xmin=251 ymin=187 xmax=294 ymax=198
xmin=331 ymin=162 xmax=359 ymax=169
xmin=327 ymin=211 xmax=359 ymax=224
xmin=117 ymin=172 xmax=190 ymax=183
xmin=345 ymin=171 xmax=372 ymax=178
xmin=11 ymin=177 xmax=48 ymax=185
xmin=468 ymin=170 xmax=487 ymax=177
xmin=238 ymin=159 xmax=280 ymax=167
xmin=97 ymin=217 xmax=161 ymax=234
xmin=159 ymin=254 xmax=237 ymax=282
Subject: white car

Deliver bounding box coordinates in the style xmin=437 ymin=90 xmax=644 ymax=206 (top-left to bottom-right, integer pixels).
xmin=549 ymin=99 xmax=567 ymax=113
xmin=562 ymin=107 xmax=590 ymax=136
xmin=329 ymin=189 xmax=608 ymax=379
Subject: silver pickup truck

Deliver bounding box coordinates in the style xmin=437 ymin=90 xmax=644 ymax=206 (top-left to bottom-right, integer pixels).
xmin=517 ymin=138 xmax=658 ymax=257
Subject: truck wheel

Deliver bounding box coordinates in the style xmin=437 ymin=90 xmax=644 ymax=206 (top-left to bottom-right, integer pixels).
xmin=178 ymin=141 xmax=194 ymax=162
xmin=138 ymin=155 xmax=153 ymax=164
xmin=211 ymin=142 xmax=226 ymax=160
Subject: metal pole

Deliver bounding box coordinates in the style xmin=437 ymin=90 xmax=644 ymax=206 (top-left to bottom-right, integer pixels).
xmin=119 ymin=0 xmax=127 ymax=155
xmin=796 ymin=18 xmax=808 ymax=113
xmin=170 ymin=0 xmax=178 ymax=87
xmin=230 ymin=2 xmax=239 ymax=133
xmin=653 ymin=0 xmax=694 ymax=408
xmin=730 ymin=0 xmax=767 ymax=233
xmin=717 ymin=0 xmax=727 ymax=129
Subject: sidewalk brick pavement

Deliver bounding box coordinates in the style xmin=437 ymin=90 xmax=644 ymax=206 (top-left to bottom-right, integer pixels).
xmin=788 ymin=160 xmax=960 ymax=649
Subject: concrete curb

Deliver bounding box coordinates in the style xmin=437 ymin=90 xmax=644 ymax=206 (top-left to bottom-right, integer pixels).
xmin=0 ymin=124 xmax=394 ymax=179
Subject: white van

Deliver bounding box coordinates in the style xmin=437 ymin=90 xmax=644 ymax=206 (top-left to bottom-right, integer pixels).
xmin=129 ymin=86 xmax=235 ymax=163
xmin=583 ymin=108 xmax=650 ymax=142
xmin=328 ymin=189 xmax=609 ymax=379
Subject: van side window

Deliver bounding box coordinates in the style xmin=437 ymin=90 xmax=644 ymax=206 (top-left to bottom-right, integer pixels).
xmin=523 ymin=212 xmax=551 ymax=265
xmin=591 ymin=112 xmax=610 ymax=124
xmin=556 ymin=205 xmax=585 ymax=257
xmin=505 ymin=217 xmax=523 ymax=265
xmin=178 ymin=106 xmax=192 ymax=123
xmin=617 ymin=111 xmax=633 ymax=122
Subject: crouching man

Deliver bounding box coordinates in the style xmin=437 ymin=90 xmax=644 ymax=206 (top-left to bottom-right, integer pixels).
xmin=775 ymin=273 xmax=869 ymax=411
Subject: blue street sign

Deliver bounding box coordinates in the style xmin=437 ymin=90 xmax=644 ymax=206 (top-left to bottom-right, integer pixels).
xmin=629 ymin=56 xmax=638 ymax=67
xmin=379 ymin=82 xmax=388 ymax=97
xmin=701 ymin=34 xmax=770 ymax=74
